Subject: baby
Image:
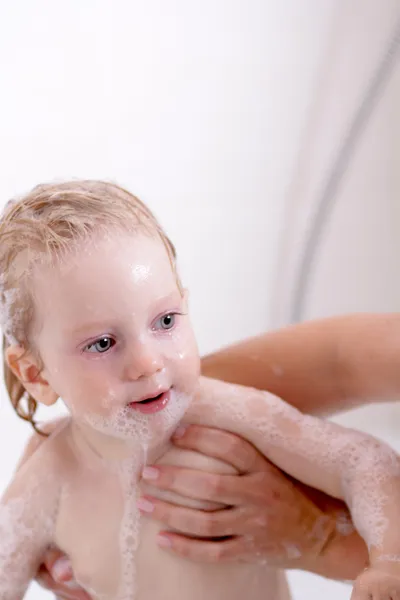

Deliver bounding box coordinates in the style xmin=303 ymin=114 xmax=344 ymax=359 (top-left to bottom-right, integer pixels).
xmin=1 ymin=180 xmax=400 ymax=600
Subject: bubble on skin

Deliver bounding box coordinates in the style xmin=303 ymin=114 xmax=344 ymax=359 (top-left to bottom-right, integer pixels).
xmin=252 ymin=552 xmax=269 ymax=566
xmin=245 ymin=355 xmax=284 ymax=377
xmin=248 ymin=353 xmax=261 ymax=362
xmin=0 ymin=499 xmax=44 ymax=596
xmin=131 ymin=264 xmax=150 ymax=284
xmin=0 ymin=469 xmax=59 ymax=597
xmin=60 ymin=389 xmax=194 ymax=600
xmin=377 ymin=555 xmax=400 ymax=563
xmin=271 ymin=364 xmax=284 ymax=377
xmin=245 ymin=534 xmax=301 ymax=565
xmin=82 ymin=389 xmax=192 ymax=445
xmin=0 ymin=285 xmax=21 ymax=345
xmin=192 ymin=379 xmax=400 ymax=553
xmin=99 ymin=389 xmax=118 ymax=412
xmin=335 ymin=511 xmax=355 ymax=536
xmin=282 ymin=543 xmax=302 ymax=559
xmin=116 ymin=456 xmax=142 ymax=600
xmin=306 ymin=514 xmax=333 ymax=550
xmin=103 ymin=391 xmax=193 ymax=600
xmin=68 ymin=390 xmax=193 ymax=598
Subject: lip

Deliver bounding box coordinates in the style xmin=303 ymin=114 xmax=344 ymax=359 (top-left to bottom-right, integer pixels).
xmin=127 ymin=389 xmax=171 ymax=414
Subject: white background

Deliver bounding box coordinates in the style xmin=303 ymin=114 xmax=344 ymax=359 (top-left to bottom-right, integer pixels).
xmin=0 ymin=2 xmax=399 ymax=599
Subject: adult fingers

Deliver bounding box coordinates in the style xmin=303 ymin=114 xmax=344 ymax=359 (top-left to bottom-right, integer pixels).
xmin=38 ymin=549 xmax=91 ymax=600
xmin=139 ymin=497 xmax=242 ymax=538
xmin=156 ymin=532 xmax=249 ymax=563
xmin=171 ymin=425 xmax=269 ymax=474
xmin=41 ymin=548 xmax=73 ymax=582
xmin=142 ymin=466 xmax=252 ymax=506
xmin=36 ymin=566 xmax=90 ymax=600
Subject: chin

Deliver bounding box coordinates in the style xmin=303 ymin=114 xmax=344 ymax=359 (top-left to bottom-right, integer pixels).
xmin=80 ymin=388 xmax=192 ymax=447
xmin=148 ymin=388 xmax=192 ymax=434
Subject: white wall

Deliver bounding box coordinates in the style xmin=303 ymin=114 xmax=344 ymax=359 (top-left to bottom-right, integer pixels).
xmin=0 ymin=0 xmax=336 ymax=354
xmin=273 ymin=0 xmax=400 ymax=328
xmin=273 ymin=0 xmax=400 ymax=433
xmin=1 ymin=2 xmax=395 ymax=600
xmin=278 ymin=2 xmax=400 ymax=599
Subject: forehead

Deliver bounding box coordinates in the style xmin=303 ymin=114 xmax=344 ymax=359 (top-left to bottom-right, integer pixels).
xmin=32 ymin=232 xmax=178 ymax=323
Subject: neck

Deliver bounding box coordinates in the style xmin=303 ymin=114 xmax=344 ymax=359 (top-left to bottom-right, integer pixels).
xmin=68 ymin=419 xmax=171 ymax=472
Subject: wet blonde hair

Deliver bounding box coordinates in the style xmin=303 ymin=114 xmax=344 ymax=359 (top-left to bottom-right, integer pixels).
xmin=0 ymin=180 xmax=178 ymax=433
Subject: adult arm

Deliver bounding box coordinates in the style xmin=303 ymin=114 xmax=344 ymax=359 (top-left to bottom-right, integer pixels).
xmin=201 ymin=313 xmax=400 ymax=415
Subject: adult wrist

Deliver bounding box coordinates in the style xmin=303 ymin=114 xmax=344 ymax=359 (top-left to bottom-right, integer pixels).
xmin=285 ymin=514 xmax=336 ymax=573
xmin=304 ymin=526 xmax=369 ymax=581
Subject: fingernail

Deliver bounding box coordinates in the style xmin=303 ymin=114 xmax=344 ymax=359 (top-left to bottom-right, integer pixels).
xmin=52 ymin=557 xmax=73 ymax=582
xmin=142 ymin=466 xmax=159 ymax=480
xmin=157 ymin=534 xmax=172 ymax=548
xmin=173 ymin=424 xmax=187 ymax=439
xmin=137 ymin=498 xmax=154 ymax=513
xmin=65 ymin=580 xmax=81 ymax=589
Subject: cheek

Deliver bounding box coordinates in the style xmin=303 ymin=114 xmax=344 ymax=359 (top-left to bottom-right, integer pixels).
xmin=66 ymin=378 xmax=121 ymax=417
xmin=45 ymin=357 xmax=120 ymax=413
xmin=169 ymin=330 xmax=200 ymax=390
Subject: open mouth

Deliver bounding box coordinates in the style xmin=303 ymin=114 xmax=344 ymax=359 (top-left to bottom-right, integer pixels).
xmin=136 ymin=392 xmax=164 ymax=405
xmin=128 ymin=389 xmax=171 ymax=414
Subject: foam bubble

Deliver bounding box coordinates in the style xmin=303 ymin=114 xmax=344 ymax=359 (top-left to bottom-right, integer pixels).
xmin=0 ymin=285 xmax=20 ymax=344
xmin=64 ymin=390 xmax=193 ymax=598
xmin=0 ymin=471 xmax=58 ymax=598
xmin=335 ymin=511 xmax=354 ymax=536
xmin=282 ymin=543 xmax=302 ymax=559
xmin=191 ymin=379 xmax=400 ymax=553
xmin=82 ymin=389 xmax=192 ymax=447
xmin=377 ymin=554 xmax=400 ymax=563
xmin=112 ymin=454 xmax=145 ymax=600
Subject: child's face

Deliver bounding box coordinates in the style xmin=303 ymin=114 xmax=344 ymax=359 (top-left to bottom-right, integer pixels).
xmin=31 ymin=231 xmax=200 ymax=439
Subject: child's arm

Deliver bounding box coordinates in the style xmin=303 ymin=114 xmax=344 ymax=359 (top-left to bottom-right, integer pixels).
xmin=190 ymin=378 xmax=400 ymax=577
xmin=0 ymin=448 xmax=59 ymax=599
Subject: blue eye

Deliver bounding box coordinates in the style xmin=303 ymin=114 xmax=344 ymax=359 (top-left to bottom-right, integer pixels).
xmin=157 ymin=313 xmax=176 ymax=330
xmin=85 ymin=337 xmax=115 ymax=353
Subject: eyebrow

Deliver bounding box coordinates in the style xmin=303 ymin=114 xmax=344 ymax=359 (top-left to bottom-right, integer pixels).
xmin=69 ymin=320 xmax=117 ymax=338
xmin=152 ymin=291 xmax=183 ymax=311
xmin=69 ymin=291 xmax=183 ymax=337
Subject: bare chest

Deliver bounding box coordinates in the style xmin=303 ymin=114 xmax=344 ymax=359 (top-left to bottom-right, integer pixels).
xmin=54 ymin=450 xmax=289 ymax=600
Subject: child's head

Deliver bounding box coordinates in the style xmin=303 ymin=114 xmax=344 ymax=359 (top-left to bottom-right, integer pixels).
xmin=1 ymin=180 xmax=200 ymax=440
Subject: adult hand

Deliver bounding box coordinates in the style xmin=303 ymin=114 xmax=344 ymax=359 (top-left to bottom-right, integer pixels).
xmin=139 ymin=424 xmax=337 ymax=567
xmin=35 ymin=547 xmax=90 ymax=600
xmin=35 ymin=425 xmax=342 ymax=595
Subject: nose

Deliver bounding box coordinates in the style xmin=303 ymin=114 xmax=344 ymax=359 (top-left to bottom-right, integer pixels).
xmin=124 ymin=339 xmax=164 ymax=381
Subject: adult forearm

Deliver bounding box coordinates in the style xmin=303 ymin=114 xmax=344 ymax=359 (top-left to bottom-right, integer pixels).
xmin=201 ymin=313 xmax=400 ymax=416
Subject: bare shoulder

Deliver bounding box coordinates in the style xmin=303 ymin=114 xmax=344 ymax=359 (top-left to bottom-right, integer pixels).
xmin=15 ymin=416 xmax=71 ymax=471
xmin=6 ymin=418 xmax=72 ymax=503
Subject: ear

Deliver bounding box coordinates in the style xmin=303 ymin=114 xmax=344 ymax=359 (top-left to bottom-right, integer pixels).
xmin=5 ymin=345 xmax=58 ymax=406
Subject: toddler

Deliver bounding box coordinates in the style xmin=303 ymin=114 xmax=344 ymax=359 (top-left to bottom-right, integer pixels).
xmin=1 ymin=180 xmax=400 ymax=600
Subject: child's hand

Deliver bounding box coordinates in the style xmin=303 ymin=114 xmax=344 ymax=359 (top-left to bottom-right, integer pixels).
xmin=351 ymin=567 xmax=400 ymax=600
